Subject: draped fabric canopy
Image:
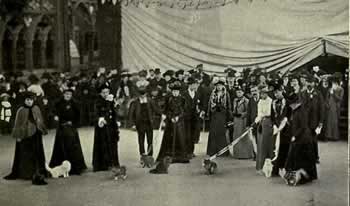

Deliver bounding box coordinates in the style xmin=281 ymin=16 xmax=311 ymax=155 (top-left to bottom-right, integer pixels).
xmin=121 ymin=0 xmax=349 ymax=74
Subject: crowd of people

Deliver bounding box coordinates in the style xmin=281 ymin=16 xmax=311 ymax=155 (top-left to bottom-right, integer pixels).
xmin=0 ymin=64 xmax=347 ymax=186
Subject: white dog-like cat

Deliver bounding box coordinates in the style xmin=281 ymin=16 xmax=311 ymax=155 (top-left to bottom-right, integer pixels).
xmin=45 ymin=160 xmax=71 ymax=178
xmin=262 ymin=158 xmax=273 ymax=178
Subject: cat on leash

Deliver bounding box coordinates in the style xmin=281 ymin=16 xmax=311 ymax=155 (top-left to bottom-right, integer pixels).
xmin=45 ymin=160 xmax=71 ymax=178
xmin=140 ymin=155 xmax=155 ymax=168
xmin=203 ymin=159 xmax=217 ymax=175
xmin=262 ymin=158 xmax=273 ymax=178
xmin=112 ymin=166 xmax=127 ymax=180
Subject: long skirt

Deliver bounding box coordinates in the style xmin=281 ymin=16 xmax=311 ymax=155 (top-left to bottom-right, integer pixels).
xmin=256 ymin=117 xmax=273 ymax=170
xmin=272 ymin=143 xmax=290 ymax=175
xmin=207 ymin=111 xmax=230 ymax=156
xmin=5 ymin=131 xmax=47 ymax=180
xmin=232 ymin=117 xmax=253 ymax=159
xmin=92 ymin=125 xmax=120 ymax=171
xmin=49 ymin=125 xmax=87 ymax=175
xmin=284 ymin=142 xmax=317 ymax=183
xmin=157 ymin=120 xmax=189 ymax=163
xmin=325 ymin=97 xmax=340 ymax=140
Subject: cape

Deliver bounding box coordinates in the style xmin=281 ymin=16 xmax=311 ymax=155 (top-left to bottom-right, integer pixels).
xmin=12 ymin=105 xmax=47 ymax=140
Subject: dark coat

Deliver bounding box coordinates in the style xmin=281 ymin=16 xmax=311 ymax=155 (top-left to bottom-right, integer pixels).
xmin=226 ymin=85 xmax=236 ymax=105
xmin=197 ymin=84 xmax=212 ymax=114
xmin=271 ymin=98 xmax=291 ymax=144
xmin=128 ymin=96 xmax=161 ymax=129
xmin=92 ymin=96 xmax=120 ymax=171
xmin=290 ymin=104 xmax=312 ymax=144
xmin=246 ymin=96 xmax=259 ymax=127
xmin=49 ymin=99 xmax=87 ymax=174
xmin=183 ymin=89 xmax=201 ymax=153
xmin=157 ymin=95 xmax=188 ymax=162
xmin=150 ymin=78 xmax=166 ymax=93
xmin=54 ymin=99 xmax=80 ymax=127
xmin=183 ymin=90 xmax=201 ymax=120
xmin=301 ymin=89 xmax=324 ymax=130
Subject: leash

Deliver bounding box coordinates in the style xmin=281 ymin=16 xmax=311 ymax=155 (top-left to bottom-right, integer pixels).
xmin=146 ymin=118 xmax=164 ymax=156
xmin=208 ymin=127 xmax=252 ymax=161
xmin=248 ymin=129 xmax=257 ymax=154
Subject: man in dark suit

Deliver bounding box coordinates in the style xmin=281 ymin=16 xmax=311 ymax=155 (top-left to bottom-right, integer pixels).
xmin=246 ymin=85 xmax=259 ymax=160
xmin=302 ymin=75 xmax=324 ymax=163
xmin=150 ymin=68 xmax=166 ymax=94
xmin=183 ymin=77 xmax=202 ymax=158
xmin=226 ymin=70 xmax=236 ymax=104
xmin=194 ymin=73 xmax=211 ymax=133
xmin=129 ymin=81 xmax=161 ymax=157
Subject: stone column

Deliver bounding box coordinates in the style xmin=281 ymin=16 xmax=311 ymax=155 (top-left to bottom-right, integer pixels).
xmin=8 ymin=25 xmax=23 ymax=71
xmin=55 ymin=0 xmax=71 ymax=72
xmin=97 ymin=1 xmax=122 ymax=70
xmin=40 ymin=41 xmax=47 ymax=68
xmin=24 ymin=15 xmax=43 ymax=71
xmin=24 ymin=40 xmax=33 ymax=70
xmin=78 ymin=32 xmax=84 ymax=64
xmin=88 ymin=31 xmax=95 ymax=68
xmin=0 ymin=21 xmax=6 ymax=72
xmin=0 ymin=17 xmax=12 ymax=71
xmin=38 ymin=26 xmax=52 ymax=68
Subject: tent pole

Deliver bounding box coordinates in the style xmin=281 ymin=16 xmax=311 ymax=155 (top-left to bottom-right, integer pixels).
xmin=322 ymin=39 xmax=328 ymax=57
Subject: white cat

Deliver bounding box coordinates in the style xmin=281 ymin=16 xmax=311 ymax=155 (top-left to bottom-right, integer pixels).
xmin=262 ymin=158 xmax=273 ymax=178
xmin=45 ymin=160 xmax=71 ymax=178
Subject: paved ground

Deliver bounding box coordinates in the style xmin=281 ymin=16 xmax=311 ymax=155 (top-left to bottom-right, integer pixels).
xmin=0 ymin=128 xmax=348 ymax=206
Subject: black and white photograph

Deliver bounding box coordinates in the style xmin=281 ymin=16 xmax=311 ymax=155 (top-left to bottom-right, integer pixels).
xmin=0 ymin=0 xmax=348 ymax=205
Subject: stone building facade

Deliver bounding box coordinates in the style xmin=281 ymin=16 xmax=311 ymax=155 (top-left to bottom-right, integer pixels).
xmin=0 ymin=0 xmax=101 ymax=73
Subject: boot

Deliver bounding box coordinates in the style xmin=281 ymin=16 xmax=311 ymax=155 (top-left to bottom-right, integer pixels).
xmin=3 ymin=173 xmax=16 ymax=180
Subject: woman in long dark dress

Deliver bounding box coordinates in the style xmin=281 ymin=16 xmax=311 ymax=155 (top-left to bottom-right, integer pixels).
xmin=92 ymin=83 xmax=120 ymax=172
xmin=49 ymin=88 xmax=87 ymax=175
xmin=283 ymin=94 xmax=317 ymax=185
xmin=4 ymin=92 xmax=48 ymax=185
xmin=153 ymin=80 xmax=189 ymax=164
xmin=231 ymin=86 xmax=252 ymax=159
xmin=324 ymin=76 xmax=344 ymax=141
xmin=206 ymin=78 xmax=232 ymax=157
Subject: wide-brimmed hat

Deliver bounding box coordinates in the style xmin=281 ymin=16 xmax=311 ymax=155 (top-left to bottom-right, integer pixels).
xmin=175 ymin=69 xmax=184 ymax=77
xmin=214 ymin=77 xmax=226 ymax=86
xmin=163 ymin=70 xmax=174 ymax=77
xmin=23 ymin=91 xmax=36 ymax=99
xmin=169 ymin=80 xmax=182 ymax=90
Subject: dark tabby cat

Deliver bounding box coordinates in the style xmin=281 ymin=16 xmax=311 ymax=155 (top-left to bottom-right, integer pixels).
xmin=149 ymin=156 xmax=172 ymax=174
xmin=140 ymin=155 xmax=155 ymax=168
xmin=203 ymin=159 xmax=217 ymax=175
xmin=283 ymin=169 xmax=308 ymax=186
xmin=112 ymin=166 xmax=127 ymax=180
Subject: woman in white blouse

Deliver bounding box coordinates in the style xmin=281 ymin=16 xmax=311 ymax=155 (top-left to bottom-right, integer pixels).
xmin=255 ymin=85 xmax=274 ymax=174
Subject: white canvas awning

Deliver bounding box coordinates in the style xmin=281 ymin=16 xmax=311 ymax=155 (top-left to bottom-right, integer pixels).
xmin=121 ymin=0 xmax=349 ymax=74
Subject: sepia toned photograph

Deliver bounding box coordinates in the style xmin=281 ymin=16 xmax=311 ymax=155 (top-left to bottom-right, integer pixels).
xmin=0 ymin=0 xmax=348 ymax=205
